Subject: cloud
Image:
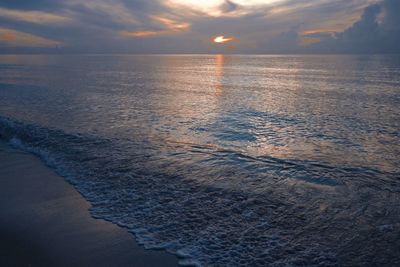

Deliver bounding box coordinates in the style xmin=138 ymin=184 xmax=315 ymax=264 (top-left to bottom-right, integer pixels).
xmin=120 ymin=15 xmax=190 ymax=39
xmin=304 ymin=0 xmax=400 ymax=53
xmin=152 ymin=15 xmax=191 ymax=31
xmin=67 ymin=1 xmax=140 ymax=27
xmin=121 ymin=31 xmax=159 ymax=37
xmin=0 ymin=0 xmax=62 ymax=11
xmin=0 ymin=7 xmax=71 ymax=25
xmin=0 ymin=27 xmax=62 ymax=47
xmin=381 ymin=0 xmax=400 ymax=31
xmin=254 ymin=0 xmax=399 ymax=54
xmin=0 ymin=0 xmax=397 ymax=53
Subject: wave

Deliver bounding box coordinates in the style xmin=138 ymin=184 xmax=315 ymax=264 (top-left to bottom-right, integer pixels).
xmin=1 ymin=115 xmax=400 ymax=266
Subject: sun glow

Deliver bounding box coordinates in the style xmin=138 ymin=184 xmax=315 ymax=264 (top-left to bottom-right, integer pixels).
xmin=167 ymin=0 xmax=283 ymax=17
xmin=213 ymin=35 xmax=234 ymax=44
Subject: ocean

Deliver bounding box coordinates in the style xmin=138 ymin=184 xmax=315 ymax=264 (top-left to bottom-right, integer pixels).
xmin=0 ymin=54 xmax=399 ymax=266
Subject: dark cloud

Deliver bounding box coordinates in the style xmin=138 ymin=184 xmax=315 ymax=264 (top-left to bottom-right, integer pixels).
xmin=306 ymin=0 xmax=400 ymax=53
xmin=220 ymin=0 xmax=240 ymax=14
xmin=381 ymin=0 xmax=400 ymax=31
xmin=0 ymin=0 xmax=62 ymax=10
xmin=258 ymin=0 xmax=400 ymax=54
xmin=255 ymin=26 xmax=301 ymax=54
xmin=330 ymin=3 xmax=382 ymax=53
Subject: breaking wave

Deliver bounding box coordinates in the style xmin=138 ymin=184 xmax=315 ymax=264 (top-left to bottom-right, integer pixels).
xmin=1 ymin=115 xmax=400 ymax=266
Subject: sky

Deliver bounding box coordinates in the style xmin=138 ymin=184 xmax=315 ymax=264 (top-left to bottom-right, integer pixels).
xmin=0 ymin=0 xmax=399 ymax=54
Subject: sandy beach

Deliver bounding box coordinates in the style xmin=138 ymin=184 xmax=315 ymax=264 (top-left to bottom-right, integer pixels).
xmin=0 ymin=141 xmax=179 ymax=267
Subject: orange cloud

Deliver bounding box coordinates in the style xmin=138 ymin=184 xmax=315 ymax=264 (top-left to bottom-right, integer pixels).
xmin=302 ymin=29 xmax=338 ymax=36
xmin=122 ymin=31 xmax=159 ymax=37
xmin=299 ymin=29 xmax=338 ymax=46
xmin=152 ymin=16 xmax=190 ymax=31
xmin=121 ymin=15 xmax=190 ymax=38
xmin=300 ymin=37 xmax=320 ymax=46
xmin=0 ymin=28 xmax=62 ymax=47
xmin=1 ymin=31 xmax=16 ymax=42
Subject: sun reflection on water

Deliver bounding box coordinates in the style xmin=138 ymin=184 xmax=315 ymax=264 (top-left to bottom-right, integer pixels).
xmin=214 ymin=54 xmax=224 ymax=96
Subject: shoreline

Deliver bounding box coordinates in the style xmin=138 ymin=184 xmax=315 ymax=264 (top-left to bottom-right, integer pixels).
xmin=0 ymin=141 xmax=179 ymax=267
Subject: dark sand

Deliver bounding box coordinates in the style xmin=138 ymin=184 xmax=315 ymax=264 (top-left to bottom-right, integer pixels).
xmin=0 ymin=141 xmax=179 ymax=267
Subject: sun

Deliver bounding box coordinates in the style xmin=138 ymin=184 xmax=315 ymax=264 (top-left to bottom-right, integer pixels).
xmin=213 ymin=35 xmax=234 ymax=44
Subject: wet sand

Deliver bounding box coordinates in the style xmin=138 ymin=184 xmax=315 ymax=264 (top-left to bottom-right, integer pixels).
xmin=0 ymin=141 xmax=179 ymax=267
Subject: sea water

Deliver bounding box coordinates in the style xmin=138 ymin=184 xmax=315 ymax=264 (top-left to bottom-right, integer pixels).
xmin=0 ymin=54 xmax=399 ymax=266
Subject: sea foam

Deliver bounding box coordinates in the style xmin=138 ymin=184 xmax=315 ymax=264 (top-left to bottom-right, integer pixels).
xmin=1 ymin=115 xmax=400 ymax=266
